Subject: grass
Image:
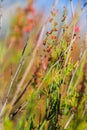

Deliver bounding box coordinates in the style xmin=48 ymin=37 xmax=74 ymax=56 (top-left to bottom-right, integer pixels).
xmin=0 ymin=0 xmax=87 ymax=130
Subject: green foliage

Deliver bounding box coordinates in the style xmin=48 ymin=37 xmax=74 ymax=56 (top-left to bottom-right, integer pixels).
xmin=4 ymin=116 xmax=14 ymax=130
xmin=1 ymin=1 xmax=87 ymax=130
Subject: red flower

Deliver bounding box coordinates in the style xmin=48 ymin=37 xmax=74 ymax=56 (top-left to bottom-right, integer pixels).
xmin=74 ymin=26 xmax=80 ymax=33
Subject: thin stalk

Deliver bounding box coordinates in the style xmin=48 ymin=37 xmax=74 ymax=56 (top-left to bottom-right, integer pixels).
xmin=8 ymin=25 xmax=45 ymax=114
xmin=67 ymin=53 xmax=83 ymax=93
xmin=68 ymin=49 xmax=87 ymax=92
xmin=8 ymin=0 xmax=59 ymax=114
xmin=9 ymin=101 xmax=27 ymax=120
xmin=64 ymin=113 xmax=74 ymax=130
xmin=0 ymin=37 xmax=29 ymax=118
xmin=64 ymin=31 xmax=76 ymax=68
xmin=64 ymin=0 xmax=75 ymax=67
xmin=13 ymin=80 xmax=32 ymax=105
xmin=70 ymin=0 xmax=74 ymax=18
xmin=37 ymin=36 xmax=76 ymax=91
xmin=52 ymin=0 xmax=59 ymax=10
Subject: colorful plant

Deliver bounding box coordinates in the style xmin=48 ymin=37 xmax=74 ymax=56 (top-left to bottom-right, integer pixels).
xmin=0 ymin=0 xmax=87 ymax=130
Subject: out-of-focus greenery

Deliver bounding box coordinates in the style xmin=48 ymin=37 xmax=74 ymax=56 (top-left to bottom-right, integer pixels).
xmin=0 ymin=0 xmax=87 ymax=130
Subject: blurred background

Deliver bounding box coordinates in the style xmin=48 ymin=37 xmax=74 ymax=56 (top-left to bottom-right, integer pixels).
xmin=0 ymin=0 xmax=87 ymax=39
